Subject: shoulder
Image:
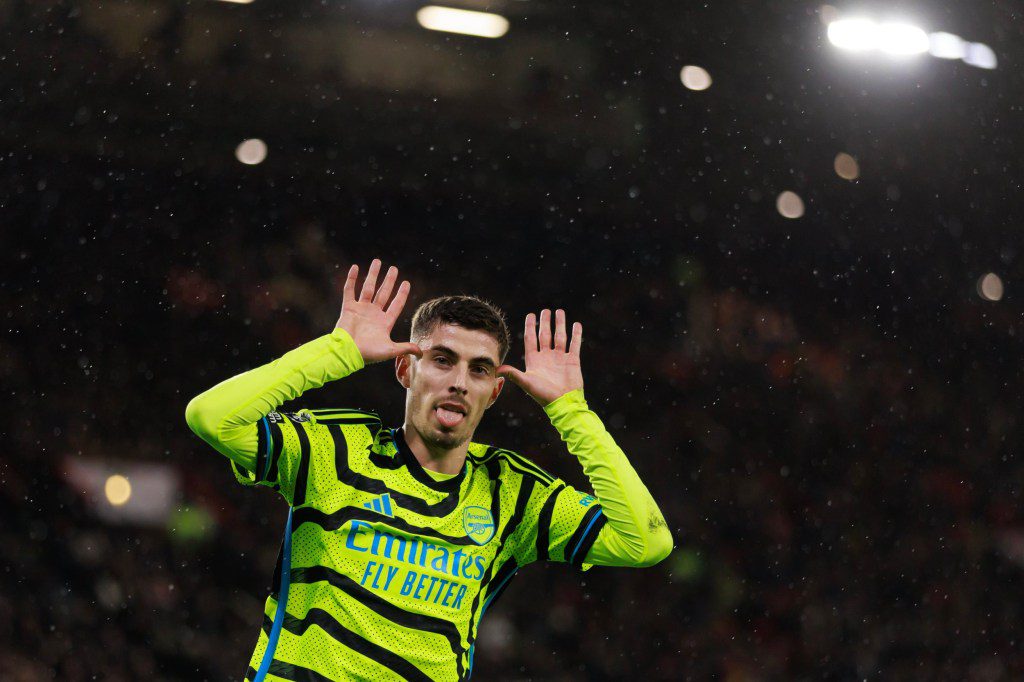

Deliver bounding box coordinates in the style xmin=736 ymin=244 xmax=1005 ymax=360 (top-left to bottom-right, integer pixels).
xmin=467 ymin=442 xmax=558 ymax=488
xmin=304 ymin=407 xmax=382 ymax=426
xmin=264 ymin=407 xmax=382 ymax=426
xmin=269 ymin=408 xmax=386 ymax=443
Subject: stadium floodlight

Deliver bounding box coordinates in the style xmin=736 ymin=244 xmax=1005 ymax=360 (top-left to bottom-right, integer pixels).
xmin=827 ymin=18 xmax=879 ymax=51
xmin=929 ymin=32 xmax=966 ymax=59
xmin=416 ymin=6 xmax=509 ymax=39
xmin=876 ymin=23 xmax=929 ymax=55
xmin=963 ymin=42 xmax=998 ymax=70
xmin=827 ymin=15 xmax=997 ymax=70
xmin=828 ymin=18 xmax=928 ymax=55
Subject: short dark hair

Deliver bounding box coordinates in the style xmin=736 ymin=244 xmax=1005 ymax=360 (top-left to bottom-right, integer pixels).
xmin=410 ymin=296 xmax=510 ymax=362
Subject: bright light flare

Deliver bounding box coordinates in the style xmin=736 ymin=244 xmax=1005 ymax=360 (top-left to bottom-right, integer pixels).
xmin=218 ymin=0 xmax=254 ymax=4
xmin=679 ymin=65 xmax=712 ymax=91
xmin=235 ymin=139 xmax=267 ymax=165
xmin=105 ymin=474 xmax=132 ymax=506
xmin=929 ymin=32 xmax=966 ymax=59
xmin=978 ymin=273 xmax=1004 ymax=301
xmin=827 ymin=18 xmax=878 ymax=51
xmin=828 ymin=19 xmax=928 ymax=55
xmin=776 ymin=191 xmax=805 ymax=219
xmin=416 ymin=6 xmax=509 ymax=39
xmin=829 ymin=17 xmax=997 ymax=70
xmin=964 ymin=42 xmax=998 ymax=69
xmin=877 ymin=23 xmax=929 ymax=55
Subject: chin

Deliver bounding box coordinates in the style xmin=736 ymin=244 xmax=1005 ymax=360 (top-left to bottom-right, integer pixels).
xmin=427 ymin=427 xmax=467 ymax=450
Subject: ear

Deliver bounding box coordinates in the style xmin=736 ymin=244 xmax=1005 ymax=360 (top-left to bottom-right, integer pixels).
xmin=395 ymin=353 xmax=414 ymax=389
xmin=486 ymin=376 xmax=505 ymax=409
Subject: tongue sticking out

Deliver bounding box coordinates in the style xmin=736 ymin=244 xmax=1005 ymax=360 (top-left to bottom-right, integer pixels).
xmin=436 ymin=407 xmax=465 ymax=428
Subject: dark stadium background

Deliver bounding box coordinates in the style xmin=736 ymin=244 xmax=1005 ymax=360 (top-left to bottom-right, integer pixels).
xmin=4 ymin=0 xmax=1024 ymax=679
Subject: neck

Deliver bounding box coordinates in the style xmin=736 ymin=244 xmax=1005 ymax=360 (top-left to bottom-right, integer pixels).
xmin=401 ymin=421 xmax=469 ymax=476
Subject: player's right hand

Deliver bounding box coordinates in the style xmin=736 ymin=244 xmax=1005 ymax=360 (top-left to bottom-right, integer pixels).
xmin=335 ymin=259 xmax=422 ymax=364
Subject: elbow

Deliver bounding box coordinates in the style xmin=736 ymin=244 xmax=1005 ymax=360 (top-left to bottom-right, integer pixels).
xmin=184 ymin=394 xmax=218 ymax=443
xmin=635 ymin=524 xmax=674 ymax=568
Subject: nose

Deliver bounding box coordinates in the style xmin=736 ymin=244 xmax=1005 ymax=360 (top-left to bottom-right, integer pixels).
xmin=450 ymin=365 xmax=469 ymax=395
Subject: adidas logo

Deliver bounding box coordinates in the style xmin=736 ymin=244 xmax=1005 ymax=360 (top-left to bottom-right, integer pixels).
xmin=363 ymin=493 xmax=395 ymax=517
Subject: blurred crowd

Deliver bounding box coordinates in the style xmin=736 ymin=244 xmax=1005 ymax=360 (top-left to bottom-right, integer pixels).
xmin=4 ymin=152 xmax=1024 ymax=682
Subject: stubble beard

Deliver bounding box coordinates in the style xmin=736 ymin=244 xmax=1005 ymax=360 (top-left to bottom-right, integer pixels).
xmin=425 ymin=428 xmax=465 ymax=450
xmin=425 ymin=414 xmax=469 ymax=450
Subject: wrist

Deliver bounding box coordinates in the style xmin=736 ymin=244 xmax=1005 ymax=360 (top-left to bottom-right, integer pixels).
xmin=330 ymin=327 xmax=366 ymax=370
xmin=542 ymin=388 xmax=587 ymax=415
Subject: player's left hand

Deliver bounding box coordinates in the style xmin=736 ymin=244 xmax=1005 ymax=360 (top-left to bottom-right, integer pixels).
xmin=498 ymin=309 xmax=584 ymax=406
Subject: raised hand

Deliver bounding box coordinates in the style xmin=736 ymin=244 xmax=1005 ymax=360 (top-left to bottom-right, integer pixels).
xmin=498 ymin=309 xmax=584 ymax=406
xmin=335 ymin=259 xmax=422 ymax=364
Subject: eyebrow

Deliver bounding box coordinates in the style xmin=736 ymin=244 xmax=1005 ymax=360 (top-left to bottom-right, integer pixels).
xmin=430 ymin=345 xmax=497 ymax=368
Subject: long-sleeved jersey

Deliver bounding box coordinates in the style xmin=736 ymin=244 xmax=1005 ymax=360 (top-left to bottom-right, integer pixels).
xmin=185 ymin=327 xmax=672 ymax=681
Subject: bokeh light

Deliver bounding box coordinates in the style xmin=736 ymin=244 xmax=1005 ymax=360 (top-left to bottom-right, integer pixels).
xmin=235 ymin=139 xmax=268 ymax=165
xmin=416 ymin=6 xmax=509 ymax=38
xmin=963 ymin=43 xmax=998 ymax=70
xmin=977 ymin=273 xmax=1004 ymax=301
xmin=104 ymin=474 xmax=132 ymax=506
xmin=776 ymin=191 xmax=805 ymax=219
xmin=679 ymin=65 xmax=712 ymax=91
xmin=929 ymin=32 xmax=966 ymax=59
xmin=834 ymin=152 xmax=859 ymax=180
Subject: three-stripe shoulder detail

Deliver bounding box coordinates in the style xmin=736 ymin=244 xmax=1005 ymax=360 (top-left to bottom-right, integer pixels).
xmin=485 ymin=447 xmax=557 ymax=487
xmin=309 ymin=408 xmax=383 ymax=426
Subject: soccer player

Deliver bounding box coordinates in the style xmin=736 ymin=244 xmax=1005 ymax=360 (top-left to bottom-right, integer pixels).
xmin=185 ymin=259 xmax=673 ymax=681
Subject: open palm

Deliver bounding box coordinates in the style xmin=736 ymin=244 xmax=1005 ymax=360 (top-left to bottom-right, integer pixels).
xmin=498 ymin=309 xmax=584 ymax=406
xmin=335 ymin=259 xmax=421 ymax=364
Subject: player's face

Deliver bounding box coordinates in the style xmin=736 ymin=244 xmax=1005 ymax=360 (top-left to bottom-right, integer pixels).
xmin=397 ymin=324 xmax=504 ymax=450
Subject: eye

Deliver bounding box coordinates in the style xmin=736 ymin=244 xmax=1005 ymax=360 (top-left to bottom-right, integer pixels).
xmin=471 ymin=365 xmax=489 ymax=375
xmin=434 ymin=356 xmax=451 ymax=367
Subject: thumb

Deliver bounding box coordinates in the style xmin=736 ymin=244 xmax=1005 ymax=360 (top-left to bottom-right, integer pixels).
xmin=393 ymin=342 xmax=423 ymax=358
xmin=496 ymin=365 xmax=527 ymax=387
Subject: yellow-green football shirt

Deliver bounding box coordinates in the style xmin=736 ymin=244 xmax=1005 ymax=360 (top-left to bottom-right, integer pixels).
xmin=232 ymin=409 xmax=606 ymax=681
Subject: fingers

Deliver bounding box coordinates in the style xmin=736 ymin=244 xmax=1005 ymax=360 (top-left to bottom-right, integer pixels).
xmin=538 ymin=309 xmax=552 ymax=349
xmin=531 ymin=309 xmax=577 ymax=354
xmin=384 ymin=280 xmax=412 ymax=326
xmin=553 ymin=309 xmax=567 ymax=351
xmin=373 ymin=265 xmax=398 ymax=306
xmin=393 ymin=341 xmax=423 ymax=358
xmin=359 ymin=259 xmax=381 ymax=302
xmin=343 ymin=264 xmax=359 ymax=303
xmin=524 ymin=312 xmax=539 ymax=358
xmin=569 ymin=321 xmax=583 ymax=357
xmin=496 ymin=364 xmax=527 ymax=388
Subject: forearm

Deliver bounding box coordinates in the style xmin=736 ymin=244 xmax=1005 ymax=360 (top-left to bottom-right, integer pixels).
xmin=544 ymin=390 xmax=673 ymax=567
xmin=184 ymin=327 xmax=365 ymax=467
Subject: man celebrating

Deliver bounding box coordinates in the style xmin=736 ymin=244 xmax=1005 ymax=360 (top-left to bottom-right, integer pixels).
xmin=185 ymin=259 xmax=672 ymax=681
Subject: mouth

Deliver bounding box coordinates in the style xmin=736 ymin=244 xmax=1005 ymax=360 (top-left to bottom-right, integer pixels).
xmin=434 ymin=401 xmax=468 ymax=429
